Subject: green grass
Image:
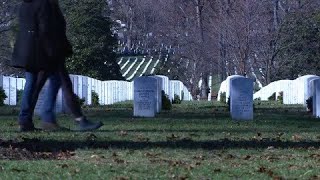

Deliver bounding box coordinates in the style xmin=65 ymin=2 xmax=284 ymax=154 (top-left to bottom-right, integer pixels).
xmin=0 ymin=101 xmax=320 ymax=179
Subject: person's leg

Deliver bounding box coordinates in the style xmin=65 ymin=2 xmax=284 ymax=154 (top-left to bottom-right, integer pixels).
xmin=57 ymin=65 xmax=103 ymax=131
xmin=29 ymin=71 xmax=50 ymax=116
xmin=39 ymin=72 xmax=70 ymax=131
xmin=18 ymin=72 xmax=38 ymax=129
xmin=57 ymin=66 xmax=83 ymax=118
xmin=18 ymin=71 xmax=48 ymax=131
xmin=40 ymin=72 xmax=61 ymax=123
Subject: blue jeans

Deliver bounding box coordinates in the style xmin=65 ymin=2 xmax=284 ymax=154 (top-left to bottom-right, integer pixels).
xmin=39 ymin=72 xmax=61 ymax=123
xmin=19 ymin=72 xmax=39 ymax=125
xmin=19 ymin=67 xmax=83 ymax=125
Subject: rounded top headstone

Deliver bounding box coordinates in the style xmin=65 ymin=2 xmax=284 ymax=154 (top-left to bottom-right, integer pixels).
xmin=296 ymin=75 xmax=319 ymax=81
xmin=226 ymin=75 xmax=244 ymax=81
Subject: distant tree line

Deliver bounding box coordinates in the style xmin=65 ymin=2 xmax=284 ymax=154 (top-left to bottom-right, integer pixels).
xmin=1 ymin=0 xmax=320 ymax=98
xmin=108 ymin=0 xmax=320 ymax=98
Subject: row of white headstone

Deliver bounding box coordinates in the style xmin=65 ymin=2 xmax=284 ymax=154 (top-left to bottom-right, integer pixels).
xmin=0 ymin=74 xmax=192 ymax=113
xmin=218 ymin=75 xmax=319 ymax=105
xmin=132 ymin=75 xmax=254 ymax=120
xmin=218 ymin=74 xmax=320 ymax=119
xmin=253 ymin=75 xmax=319 ymax=106
xmin=0 ymin=76 xmax=25 ymax=105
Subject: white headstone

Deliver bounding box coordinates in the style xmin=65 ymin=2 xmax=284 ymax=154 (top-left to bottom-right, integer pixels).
xmin=134 ymin=76 xmax=157 ymax=117
xmin=296 ymin=75 xmax=319 ymax=106
xmin=87 ymin=77 xmax=93 ymax=105
xmin=170 ymin=80 xmax=183 ymax=101
xmin=230 ymin=77 xmax=253 ymax=120
xmin=9 ymin=77 xmax=17 ymax=105
xmin=81 ymin=76 xmax=89 ymax=105
xmin=101 ymin=81 xmax=106 ymax=105
xmin=113 ymin=81 xmax=119 ymax=103
xmin=112 ymin=81 xmax=117 ymax=103
xmin=218 ymin=75 xmax=243 ymax=102
xmin=2 ymin=76 xmax=17 ymax=105
xmin=305 ymin=76 xmax=320 ymax=106
xmin=77 ymin=75 xmax=84 ymax=100
xmin=105 ymin=81 xmax=112 ymax=104
xmin=155 ymin=75 xmax=170 ymax=96
xmin=91 ymin=78 xmax=96 ymax=94
xmin=312 ymin=79 xmax=320 ymax=117
xmin=122 ymin=81 xmax=128 ymax=101
xmin=2 ymin=76 xmax=10 ymax=105
xmin=118 ymin=81 xmax=124 ymax=102
xmin=309 ymin=79 xmax=317 ymax=114
xmin=129 ymin=81 xmax=134 ymax=100
xmin=282 ymin=80 xmax=298 ymax=104
xmin=108 ymin=81 xmax=113 ymax=103
xmin=152 ymin=76 xmax=163 ymax=113
xmin=16 ymin=78 xmax=26 ymax=90
xmin=106 ymin=80 xmax=116 ymax=104
xmin=70 ymin=74 xmax=78 ymax=95
xmin=100 ymin=81 xmax=105 ymax=105
xmin=208 ymin=75 xmax=212 ymax=101
xmin=96 ymin=80 xmax=102 ymax=104
xmin=182 ymin=86 xmax=192 ymax=101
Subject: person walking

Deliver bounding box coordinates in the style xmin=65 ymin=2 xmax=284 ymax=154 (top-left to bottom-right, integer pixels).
xmin=11 ymin=0 xmax=103 ymax=132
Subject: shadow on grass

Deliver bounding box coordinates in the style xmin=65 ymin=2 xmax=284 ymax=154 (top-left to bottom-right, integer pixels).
xmin=2 ymin=138 xmax=320 ymax=152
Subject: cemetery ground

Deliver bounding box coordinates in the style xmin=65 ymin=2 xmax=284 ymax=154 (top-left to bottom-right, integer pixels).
xmin=0 ymin=101 xmax=319 ymax=179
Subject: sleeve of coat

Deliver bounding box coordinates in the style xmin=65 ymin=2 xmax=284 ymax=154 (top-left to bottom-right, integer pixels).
xmin=37 ymin=0 xmax=53 ymax=57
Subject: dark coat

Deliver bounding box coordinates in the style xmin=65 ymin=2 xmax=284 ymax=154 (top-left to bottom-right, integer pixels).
xmin=11 ymin=0 xmax=51 ymax=71
xmin=11 ymin=0 xmax=72 ymax=72
xmin=49 ymin=2 xmax=73 ymax=60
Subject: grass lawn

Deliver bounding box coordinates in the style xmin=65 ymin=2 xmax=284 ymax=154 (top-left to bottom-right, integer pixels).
xmin=0 ymin=101 xmax=320 ymax=179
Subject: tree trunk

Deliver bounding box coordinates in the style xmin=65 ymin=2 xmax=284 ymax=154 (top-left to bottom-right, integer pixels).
xmin=194 ymin=0 xmax=209 ymax=100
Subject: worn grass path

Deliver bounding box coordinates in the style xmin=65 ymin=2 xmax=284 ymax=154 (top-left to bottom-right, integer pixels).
xmin=0 ymin=101 xmax=319 ymax=179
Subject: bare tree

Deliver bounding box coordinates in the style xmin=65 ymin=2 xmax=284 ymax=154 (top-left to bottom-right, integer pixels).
xmin=0 ymin=0 xmax=21 ymax=76
xmin=109 ymin=0 xmax=320 ymax=97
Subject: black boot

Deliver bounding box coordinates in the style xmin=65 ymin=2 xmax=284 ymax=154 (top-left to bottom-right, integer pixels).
xmin=76 ymin=117 xmax=103 ymax=131
xmin=19 ymin=123 xmax=41 ymax=132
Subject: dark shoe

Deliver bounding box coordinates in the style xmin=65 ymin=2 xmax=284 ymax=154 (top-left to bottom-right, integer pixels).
xmin=19 ymin=123 xmax=41 ymax=132
xmin=41 ymin=122 xmax=70 ymax=132
xmin=76 ymin=119 xmax=103 ymax=132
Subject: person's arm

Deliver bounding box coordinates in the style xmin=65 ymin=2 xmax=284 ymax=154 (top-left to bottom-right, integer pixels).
xmin=37 ymin=0 xmax=53 ymax=56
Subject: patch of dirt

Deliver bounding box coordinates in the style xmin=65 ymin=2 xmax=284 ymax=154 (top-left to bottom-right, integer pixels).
xmin=0 ymin=147 xmax=75 ymax=160
xmin=0 ymin=139 xmax=75 ymax=160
